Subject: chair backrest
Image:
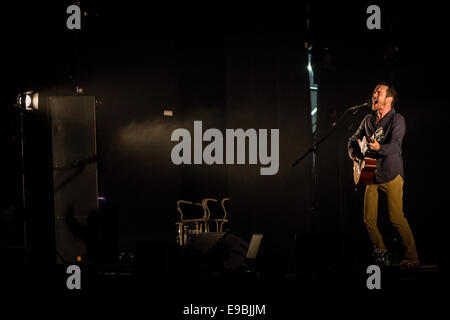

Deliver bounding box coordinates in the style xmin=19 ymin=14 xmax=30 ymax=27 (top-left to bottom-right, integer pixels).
xmin=221 ymin=198 xmax=230 ymax=220
xmin=200 ymin=198 xmax=218 ymax=219
xmin=199 ymin=197 xmax=230 ymax=220
xmin=177 ymin=200 xmax=206 ymax=220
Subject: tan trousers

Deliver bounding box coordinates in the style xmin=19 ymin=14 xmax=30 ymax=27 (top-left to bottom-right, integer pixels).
xmin=363 ymin=174 xmax=419 ymax=262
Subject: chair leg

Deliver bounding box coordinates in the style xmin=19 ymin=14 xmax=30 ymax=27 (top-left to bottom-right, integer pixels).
xmin=178 ymin=223 xmax=183 ymax=246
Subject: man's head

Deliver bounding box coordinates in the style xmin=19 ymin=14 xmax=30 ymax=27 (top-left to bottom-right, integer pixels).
xmin=372 ymin=83 xmax=397 ymax=112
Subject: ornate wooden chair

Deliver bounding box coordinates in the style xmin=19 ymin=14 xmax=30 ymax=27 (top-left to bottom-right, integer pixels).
xmin=175 ymin=200 xmax=208 ymax=246
xmin=203 ymin=197 xmax=230 ymax=232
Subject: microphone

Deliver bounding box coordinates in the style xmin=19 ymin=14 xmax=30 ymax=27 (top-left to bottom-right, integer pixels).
xmin=350 ymin=99 xmax=372 ymax=110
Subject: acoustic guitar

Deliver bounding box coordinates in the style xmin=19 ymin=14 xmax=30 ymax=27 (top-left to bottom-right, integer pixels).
xmin=353 ymin=127 xmax=383 ymax=185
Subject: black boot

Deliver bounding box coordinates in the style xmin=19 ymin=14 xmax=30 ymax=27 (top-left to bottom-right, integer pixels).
xmin=372 ymin=248 xmax=391 ymax=267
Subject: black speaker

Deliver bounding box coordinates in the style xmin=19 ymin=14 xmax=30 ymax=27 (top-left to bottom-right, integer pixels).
xmin=133 ymin=233 xmax=261 ymax=275
xmin=24 ymin=96 xmax=98 ymax=264
xmin=192 ymin=232 xmax=251 ymax=272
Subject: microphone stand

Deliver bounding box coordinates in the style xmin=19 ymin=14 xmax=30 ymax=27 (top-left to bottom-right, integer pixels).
xmin=292 ymin=102 xmax=369 ymax=167
xmin=14 ymin=104 xmax=29 ymax=263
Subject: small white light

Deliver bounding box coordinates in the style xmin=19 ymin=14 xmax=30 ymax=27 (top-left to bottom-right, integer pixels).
xmin=311 ymin=107 xmax=317 ymax=116
xmin=307 ymin=63 xmax=313 ymax=72
xmin=25 ymin=95 xmax=32 ymax=108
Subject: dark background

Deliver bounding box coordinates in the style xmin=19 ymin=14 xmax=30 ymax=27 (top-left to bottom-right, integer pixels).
xmin=1 ymin=1 xmax=447 ymax=271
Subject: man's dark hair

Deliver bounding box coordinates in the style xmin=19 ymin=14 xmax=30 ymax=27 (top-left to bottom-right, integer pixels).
xmin=377 ymin=82 xmax=397 ymax=107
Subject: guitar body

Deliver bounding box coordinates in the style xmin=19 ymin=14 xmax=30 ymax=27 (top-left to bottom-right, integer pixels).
xmin=353 ymin=157 xmax=376 ymax=185
xmin=352 ymin=127 xmax=384 ymax=185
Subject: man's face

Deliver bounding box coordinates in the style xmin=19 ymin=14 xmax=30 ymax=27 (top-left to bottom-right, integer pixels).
xmin=372 ymin=85 xmax=391 ymax=111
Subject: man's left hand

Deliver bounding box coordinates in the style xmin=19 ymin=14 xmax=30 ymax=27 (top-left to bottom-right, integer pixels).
xmin=368 ymin=139 xmax=380 ymax=151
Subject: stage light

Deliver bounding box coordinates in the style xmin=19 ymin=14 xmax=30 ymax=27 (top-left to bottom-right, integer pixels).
xmin=23 ymin=95 xmax=31 ymax=107
xmin=17 ymin=91 xmax=39 ymax=110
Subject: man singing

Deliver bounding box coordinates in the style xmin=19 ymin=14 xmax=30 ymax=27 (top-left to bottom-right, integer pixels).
xmin=348 ymin=83 xmax=419 ymax=270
